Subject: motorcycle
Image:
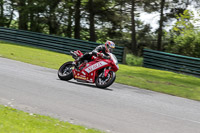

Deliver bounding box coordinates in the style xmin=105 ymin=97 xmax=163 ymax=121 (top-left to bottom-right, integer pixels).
xmin=58 ymin=50 xmax=119 ymax=88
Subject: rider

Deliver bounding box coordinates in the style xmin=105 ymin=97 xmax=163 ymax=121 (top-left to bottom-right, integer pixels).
xmin=74 ymin=40 xmax=115 ymax=68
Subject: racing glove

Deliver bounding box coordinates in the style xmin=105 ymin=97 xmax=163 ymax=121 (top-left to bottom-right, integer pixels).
xmin=97 ymin=53 xmax=110 ymax=59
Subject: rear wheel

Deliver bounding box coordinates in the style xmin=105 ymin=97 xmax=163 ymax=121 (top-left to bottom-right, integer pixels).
xmin=95 ymin=71 xmax=116 ymax=88
xmin=58 ymin=61 xmax=73 ymax=81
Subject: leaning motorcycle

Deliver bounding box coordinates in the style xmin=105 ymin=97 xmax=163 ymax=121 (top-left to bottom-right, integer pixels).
xmin=58 ymin=50 xmax=119 ymax=88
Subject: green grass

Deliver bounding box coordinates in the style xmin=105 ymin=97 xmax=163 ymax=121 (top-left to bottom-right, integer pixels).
xmin=0 ymin=105 xmax=102 ymax=133
xmin=0 ymin=41 xmax=200 ymax=101
xmin=116 ymin=65 xmax=200 ymax=100
xmin=126 ymin=54 xmax=143 ymax=66
xmin=0 ymin=41 xmax=73 ymax=69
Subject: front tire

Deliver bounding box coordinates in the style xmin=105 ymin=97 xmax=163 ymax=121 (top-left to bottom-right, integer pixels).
xmin=58 ymin=61 xmax=73 ymax=81
xmin=95 ymin=71 xmax=116 ymax=88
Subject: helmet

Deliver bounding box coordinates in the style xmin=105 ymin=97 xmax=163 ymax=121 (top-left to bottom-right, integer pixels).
xmin=105 ymin=40 xmax=115 ymax=53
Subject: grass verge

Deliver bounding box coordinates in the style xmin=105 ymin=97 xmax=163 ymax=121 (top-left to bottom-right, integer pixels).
xmin=0 ymin=105 xmax=102 ymax=133
xmin=0 ymin=41 xmax=200 ymax=101
xmin=126 ymin=54 xmax=143 ymax=66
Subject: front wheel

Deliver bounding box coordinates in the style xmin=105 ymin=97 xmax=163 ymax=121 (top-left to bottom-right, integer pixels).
xmin=58 ymin=61 xmax=73 ymax=81
xmin=95 ymin=71 xmax=116 ymax=88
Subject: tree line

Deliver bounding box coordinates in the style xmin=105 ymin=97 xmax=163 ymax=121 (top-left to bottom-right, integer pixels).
xmin=0 ymin=0 xmax=200 ymax=57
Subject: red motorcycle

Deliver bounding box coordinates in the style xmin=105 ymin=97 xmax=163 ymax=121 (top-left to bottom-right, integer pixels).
xmin=58 ymin=50 xmax=119 ymax=88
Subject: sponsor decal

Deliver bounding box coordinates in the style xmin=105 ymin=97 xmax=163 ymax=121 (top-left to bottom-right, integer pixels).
xmin=81 ymin=71 xmax=86 ymax=75
xmin=85 ymin=61 xmax=108 ymax=73
xmin=75 ymin=76 xmax=86 ymax=80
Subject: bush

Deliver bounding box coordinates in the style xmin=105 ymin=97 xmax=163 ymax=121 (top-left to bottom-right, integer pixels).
xmin=166 ymin=10 xmax=200 ymax=58
xmin=126 ymin=54 xmax=143 ymax=66
xmin=166 ymin=31 xmax=200 ymax=58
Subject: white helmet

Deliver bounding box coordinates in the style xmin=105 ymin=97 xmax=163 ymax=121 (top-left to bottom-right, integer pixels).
xmin=105 ymin=40 xmax=115 ymax=53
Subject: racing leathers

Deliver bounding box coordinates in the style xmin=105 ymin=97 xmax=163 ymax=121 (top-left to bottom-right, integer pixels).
xmin=76 ymin=44 xmax=110 ymax=67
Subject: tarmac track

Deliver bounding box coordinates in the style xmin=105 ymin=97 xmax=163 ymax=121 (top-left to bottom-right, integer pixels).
xmin=0 ymin=57 xmax=200 ymax=133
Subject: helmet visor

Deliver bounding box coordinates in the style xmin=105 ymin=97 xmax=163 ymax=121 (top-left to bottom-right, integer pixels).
xmin=110 ymin=43 xmax=115 ymax=48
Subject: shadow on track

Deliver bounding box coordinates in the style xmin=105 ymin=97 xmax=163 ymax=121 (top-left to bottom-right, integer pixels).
xmin=57 ymin=79 xmax=113 ymax=91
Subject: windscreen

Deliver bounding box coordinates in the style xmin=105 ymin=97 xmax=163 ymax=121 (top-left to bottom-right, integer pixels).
xmin=109 ymin=53 xmax=118 ymax=65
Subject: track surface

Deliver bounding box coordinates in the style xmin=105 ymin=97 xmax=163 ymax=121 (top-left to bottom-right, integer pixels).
xmin=0 ymin=57 xmax=200 ymax=133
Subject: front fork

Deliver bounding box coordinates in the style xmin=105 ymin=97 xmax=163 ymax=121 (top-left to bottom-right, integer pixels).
xmin=103 ymin=67 xmax=111 ymax=78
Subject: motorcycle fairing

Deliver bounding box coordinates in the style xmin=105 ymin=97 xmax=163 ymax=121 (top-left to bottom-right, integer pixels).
xmin=84 ymin=61 xmax=108 ymax=73
xmin=73 ymin=69 xmax=96 ymax=82
xmin=73 ymin=60 xmax=109 ymax=83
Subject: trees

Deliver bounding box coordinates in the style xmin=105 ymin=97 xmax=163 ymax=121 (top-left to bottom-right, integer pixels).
xmin=0 ymin=0 xmax=7 ymax=27
xmin=74 ymin=0 xmax=81 ymax=39
xmin=157 ymin=0 xmax=165 ymax=51
xmin=17 ymin=0 xmax=28 ymax=30
xmin=66 ymin=0 xmax=74 ymax=38
xmin=144 ymin=0 xmax=193 ymax=51
xmin=1 ymin=0 xmax=200 ymax=57
xmin=46 ymin=0 xmax=62 ymax=35
xmin=0 ymin=0 xmax=15 ymax=28
xmin=166 ymin=10 xmax=200 ymax=57
xmin=27 ymin=0 xmax=47 ymax=32
xmin=88 ymin=0 xmax=95 ymax=41
xmin=131 ymin=0 xmax=137 ymax=55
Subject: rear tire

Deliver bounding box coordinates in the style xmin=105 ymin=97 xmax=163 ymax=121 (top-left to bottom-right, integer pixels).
xmin=95 ymin=71 xmax=116 ymax=88
xmin=58 ymin=61 xmax=73 ymax=81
